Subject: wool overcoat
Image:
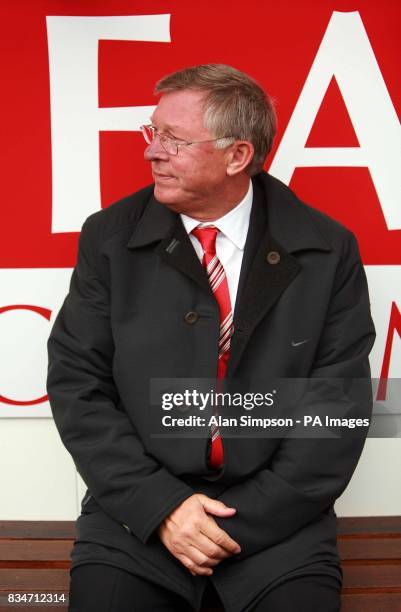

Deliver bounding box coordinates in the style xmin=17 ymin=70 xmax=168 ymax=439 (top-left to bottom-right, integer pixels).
xmin=47 ymin=171 xmax=375 ymax=612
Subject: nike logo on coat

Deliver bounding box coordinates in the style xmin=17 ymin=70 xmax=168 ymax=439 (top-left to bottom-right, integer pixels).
xmin=291 ymin=339 xmax=310 ymax=347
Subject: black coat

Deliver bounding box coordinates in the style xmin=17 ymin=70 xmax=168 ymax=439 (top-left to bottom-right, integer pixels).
xmin=47 ymin=171 xmax=375 ymax=612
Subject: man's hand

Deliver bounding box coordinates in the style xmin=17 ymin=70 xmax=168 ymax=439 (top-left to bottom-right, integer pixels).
xmin=157 ymin=493 xmax=241 ymax=576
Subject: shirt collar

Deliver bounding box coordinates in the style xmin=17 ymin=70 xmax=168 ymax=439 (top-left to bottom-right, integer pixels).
xmin=180 ymin=180 xmax=253 ymax=250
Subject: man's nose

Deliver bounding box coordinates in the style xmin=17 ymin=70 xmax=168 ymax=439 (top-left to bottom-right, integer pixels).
xmin=144 ymin=135 xmax=169 ymax=161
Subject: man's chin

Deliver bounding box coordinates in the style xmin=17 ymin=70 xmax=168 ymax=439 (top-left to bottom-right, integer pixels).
xmin=154 ymin=182 xmax=180 ymax=205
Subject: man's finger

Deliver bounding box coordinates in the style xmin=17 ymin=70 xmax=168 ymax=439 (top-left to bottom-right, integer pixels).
xmin=202 ymin=517 xmax=241 ymax=554
xmin=186 ymin=544 xmax=221 ymax=568
xmin=189 ymin=531 xmax=232 ymax=561
xmin=176 ymin=552 xmax=213 ymax=576
xmin=201 ymin=497 xmax=237 ymax=517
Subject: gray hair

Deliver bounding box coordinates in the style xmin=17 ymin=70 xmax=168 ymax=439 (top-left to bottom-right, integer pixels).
xmin=155 ymin=64 xmax=277 ymax=176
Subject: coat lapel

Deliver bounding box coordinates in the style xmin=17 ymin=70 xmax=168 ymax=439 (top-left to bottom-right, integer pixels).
xmin=228 ymin=179 xmax=301 ymax=375
xmin=227 ymin=173 xmax=332 ymax=376
xmin=154 ymin=218 xmax=213 ymax=296
xmin=126 ymin=194 xmax=212 ymax=296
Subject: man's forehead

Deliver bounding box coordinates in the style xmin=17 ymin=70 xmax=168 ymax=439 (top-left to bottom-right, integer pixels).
xmin=149 ymin=113 xmax=182 ymax=131
xmin=151 ymin=90 xmax=206 ymax=121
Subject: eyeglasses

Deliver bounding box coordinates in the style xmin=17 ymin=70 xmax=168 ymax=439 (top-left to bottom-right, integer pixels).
xmin=140 ymin=124 xmax=234 ymax=156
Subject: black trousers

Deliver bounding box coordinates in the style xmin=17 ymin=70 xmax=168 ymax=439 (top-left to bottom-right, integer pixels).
xmin=68 ymin=563 xmax=341 ymax=612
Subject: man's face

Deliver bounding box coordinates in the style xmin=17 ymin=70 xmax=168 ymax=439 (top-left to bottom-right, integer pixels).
xmin=144 ymin=89 xmax=231 ymax=215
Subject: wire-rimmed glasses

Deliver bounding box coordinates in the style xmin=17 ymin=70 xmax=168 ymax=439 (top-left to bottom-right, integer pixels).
xmin=140 ymin=124 xmax=234 ymax=156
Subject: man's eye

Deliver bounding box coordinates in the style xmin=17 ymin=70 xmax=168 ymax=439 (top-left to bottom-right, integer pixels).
xmin=170 ymin=136 xmax=186 ymax=145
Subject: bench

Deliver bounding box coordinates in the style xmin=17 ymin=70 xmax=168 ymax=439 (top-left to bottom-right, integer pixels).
xmin=1 ymin=517 xmax=400 ymax=611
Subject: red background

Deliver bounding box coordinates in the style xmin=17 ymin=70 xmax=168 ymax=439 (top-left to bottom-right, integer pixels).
xmin=0 ymin=0 xmax=399 ymax=267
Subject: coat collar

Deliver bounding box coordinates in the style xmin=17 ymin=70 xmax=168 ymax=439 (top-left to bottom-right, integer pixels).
xmin=127 ymin=192 xmax=213 ymax=295
xmin=126 ymin=172 xmax=332 ymax=375
xmin=126 ymin=193 xmax=177 ymax=249
xmin=126 ymin=171 xmax=331 ymax=255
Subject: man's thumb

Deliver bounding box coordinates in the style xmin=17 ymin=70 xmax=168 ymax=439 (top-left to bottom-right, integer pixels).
xmin=200 ymin=496 xmax=237 ymax=516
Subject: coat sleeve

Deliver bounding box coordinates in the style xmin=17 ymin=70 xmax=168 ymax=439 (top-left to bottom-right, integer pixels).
xmin=215 ymin=230 xmax=376 ymax=560
xmin=47 ymin=216 xmax=193 ymax=544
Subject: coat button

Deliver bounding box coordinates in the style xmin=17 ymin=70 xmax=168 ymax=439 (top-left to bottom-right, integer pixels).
xmin=184 ymin=311 xmax=199 ymax=325
xmin=266 ymin=251 xmax=280 ymax=264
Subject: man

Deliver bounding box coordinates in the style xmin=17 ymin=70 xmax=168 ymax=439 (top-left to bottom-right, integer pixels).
xmin=47 ymin=64 xmax=375 ymax=612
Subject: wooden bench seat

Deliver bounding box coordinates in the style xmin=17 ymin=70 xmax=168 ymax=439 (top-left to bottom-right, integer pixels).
xmin=1 ymin=517 xmax=400 ymax=611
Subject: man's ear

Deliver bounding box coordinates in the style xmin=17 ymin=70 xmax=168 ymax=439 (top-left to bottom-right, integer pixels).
xmin=226 ymin=141 xmax=254 ymax=176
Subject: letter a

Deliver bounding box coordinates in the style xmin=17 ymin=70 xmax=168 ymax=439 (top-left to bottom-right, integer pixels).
xmin=270 ymin=11 xmax=401 ymax=230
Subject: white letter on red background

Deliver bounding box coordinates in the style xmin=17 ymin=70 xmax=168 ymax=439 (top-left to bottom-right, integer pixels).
xmin=46 ymin=15 xmax=171 ymax=233
xmin=270 ymin=11 xmax=401 ymax=230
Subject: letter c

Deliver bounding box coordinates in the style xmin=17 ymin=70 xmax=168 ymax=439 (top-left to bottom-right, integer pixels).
xmin=0 ymin=305 xmax=52 ymax=406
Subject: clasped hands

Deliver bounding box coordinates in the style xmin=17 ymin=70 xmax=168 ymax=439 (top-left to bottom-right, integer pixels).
xmin=157 ymin=493 xmax=241 ymax=576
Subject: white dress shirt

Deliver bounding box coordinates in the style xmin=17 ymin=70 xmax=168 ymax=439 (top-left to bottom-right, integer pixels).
xmin=180 ymin=181 xmax=253 ymax=311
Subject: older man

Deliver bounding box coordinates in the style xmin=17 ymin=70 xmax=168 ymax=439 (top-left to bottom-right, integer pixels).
xmin=47 ymin=64 xmax=375 ymax=612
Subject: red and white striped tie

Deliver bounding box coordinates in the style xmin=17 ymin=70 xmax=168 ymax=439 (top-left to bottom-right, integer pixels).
xmin=192 ymin=225 xmax=234 ymax=469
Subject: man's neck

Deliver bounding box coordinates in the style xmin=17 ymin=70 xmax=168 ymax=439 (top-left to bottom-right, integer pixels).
xmin=187 ymin=176 xmax=251 ymax=222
